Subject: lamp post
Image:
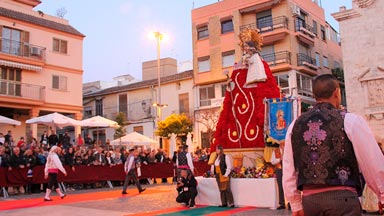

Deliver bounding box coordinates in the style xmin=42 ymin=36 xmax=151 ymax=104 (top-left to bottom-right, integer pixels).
xmin=154 ymin=31 xmax=163 ymax=122
xmin=151 ymin=31 xmax=168 ymax=147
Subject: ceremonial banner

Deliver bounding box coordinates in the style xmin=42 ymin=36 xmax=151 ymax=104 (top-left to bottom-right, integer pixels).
xmin=268 ymin=99 xmax=293 ymax=142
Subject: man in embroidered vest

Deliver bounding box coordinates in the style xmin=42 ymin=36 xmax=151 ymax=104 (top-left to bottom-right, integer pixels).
xmin=176 ymin=145 xmax=194 ymax=176
xmin=122 ymin=148 xmax=145 ymax=195
xmin=283 ymin=74 xmax=384 ymax=216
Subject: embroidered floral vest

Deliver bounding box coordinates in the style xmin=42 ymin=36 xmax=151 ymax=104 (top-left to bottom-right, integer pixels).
xmin=178 ymin=151 xmax=187 ymax=166
xmin=292 ymin=103 xmax=361 ymax=192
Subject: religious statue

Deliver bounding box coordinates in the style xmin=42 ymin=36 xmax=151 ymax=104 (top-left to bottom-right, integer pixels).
xmin=211 ymin=28 xmax=280 ymax=151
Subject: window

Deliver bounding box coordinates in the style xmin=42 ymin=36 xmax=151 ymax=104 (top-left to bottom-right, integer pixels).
xmin=221 ymin=19 xmax=234 ymax=34
xmin=201 ymin=131 xmax=211 ymax=148
xmin=53 ymin=38 xmax=68 ymax=54
xmin=199 ymin=86 xmax=215 ymax=107
xmin=323 ymin=56 xmax=328 ymax=68
xmin=197 ymin=25 xmax=209 ymax=40
xmin=221 ymin=84 xmax=227 ymax=97
xmin=260 ymin=45 xmax=275 ymax=63
xmin=222 ymin=51 xmax=235 ymax=68
xmin=198 ymin=56 xmax=210 ymax=72
xmin=312 ymin=20 xmax=318 ymax=36
xmin=0 ymin=67 xmax=21 ymax=96
xmin=118 ymin=94 xmax=128 ymax=116
xmin=315 ymin=53 xmax=320 ymax=67
xmin=179 ymin=93 xmax=190 ymax=116
xmin=95 ymin=99 xmax=103 ymax=116
xmin=274 ymin=74 xmax=290 ymax=95
xmin=297 ymin=74 xmax=313 ymax=97
xmin=84 ymin=107 xmax=92 ymax=118
xmin=256 ymin=9 xmax=272 ymax=32
xmin=334 ymin=61 xmax=341 ymax=69
xmin=133 ymin=126 xmax=144 ymax=135
xmin=320 ymin=25 xmax=326 ymax=41
xmin=52 ymin=75 xmax=67 ymax=91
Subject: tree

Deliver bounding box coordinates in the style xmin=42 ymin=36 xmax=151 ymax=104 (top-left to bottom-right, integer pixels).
xmin=194 ymin=108 xmax=220 ymax=144
xmin=332 ymin=68 xmax=344 ymax=82
xmin=114 ymin=112 xmax=126 ymax=139
xmin=156 ymin=113 xmax=192 ymax=137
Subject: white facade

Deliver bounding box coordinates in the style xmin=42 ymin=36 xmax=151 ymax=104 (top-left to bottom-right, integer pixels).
xmin=332 ymin=0 xmax=384 ymax=142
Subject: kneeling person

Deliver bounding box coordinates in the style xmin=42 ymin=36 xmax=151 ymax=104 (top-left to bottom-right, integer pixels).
xmin=176 ymin=169 xmax=198 ymax=208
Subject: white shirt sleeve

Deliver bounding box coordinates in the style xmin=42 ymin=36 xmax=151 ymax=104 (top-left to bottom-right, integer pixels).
xmin=187 ymin=153 xmax=194 ymax=171
xmin=224 ymin=155 xmax=232 ymax=177
xmin=53 ymin=154 xmax=66 ymax=175
xmin=270 ymin=149 xmax=281 ymax=165
xmin=127 ymin=156 xmax=134 ymax=171
xmin=344 ymin=113 xmax=384 ymax=203
xmin=282 ymin=120 xmax=303 ymax=212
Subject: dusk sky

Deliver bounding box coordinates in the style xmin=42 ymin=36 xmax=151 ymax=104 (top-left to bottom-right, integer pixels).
xmin=35 ymin=0 xmax=352 ymax=83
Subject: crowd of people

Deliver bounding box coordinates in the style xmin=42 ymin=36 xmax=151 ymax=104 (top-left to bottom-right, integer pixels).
xmin=0 ymin=129 xmax=211 ymax=196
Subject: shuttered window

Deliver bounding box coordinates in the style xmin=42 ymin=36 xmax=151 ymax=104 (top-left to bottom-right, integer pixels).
xmin=52 ymin=75 xmax=67 ymax=91
xmin=53 ymin=38 xmax=68 ymax=54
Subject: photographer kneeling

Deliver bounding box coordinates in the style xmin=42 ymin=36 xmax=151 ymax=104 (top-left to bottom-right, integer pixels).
xmin=176 ymin=169 xmax=198 ymax=208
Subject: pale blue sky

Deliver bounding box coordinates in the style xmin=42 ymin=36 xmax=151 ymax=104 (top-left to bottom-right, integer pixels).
xmin=35 ymin=0 xmax=352 ymax=83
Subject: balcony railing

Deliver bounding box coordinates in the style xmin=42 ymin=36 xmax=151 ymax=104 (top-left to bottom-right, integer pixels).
xmin=262 ymin=51 xmax=291 ymax=66
xmin=294 ymin=18 xmax=316 ymax=38
xmin=240 ymin=16 xmax=288 ymax=33
xmin=0 ymin=38 xmax=46 ymax=61
xmin=0 ymin=80 xmax=45 ymax=101
xmin=297 ymin=53 xmax=317 ymax=69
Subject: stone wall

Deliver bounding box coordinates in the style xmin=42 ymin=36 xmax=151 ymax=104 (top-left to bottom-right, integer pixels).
xmin=333 ymin=0 xmax=384 ymax=143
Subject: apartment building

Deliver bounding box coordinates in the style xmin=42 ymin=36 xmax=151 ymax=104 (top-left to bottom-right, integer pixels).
xmin=192 ymin=0 xmax=342 ymax=147
xmin=0 ymin=0 xmax=85 ymax=139
xmin=83 ymin=58 xmax=194 ymax=144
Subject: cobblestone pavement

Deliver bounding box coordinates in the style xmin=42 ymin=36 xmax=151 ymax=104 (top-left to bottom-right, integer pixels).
xmin=4 ymin=183 xmax=375 ymax=216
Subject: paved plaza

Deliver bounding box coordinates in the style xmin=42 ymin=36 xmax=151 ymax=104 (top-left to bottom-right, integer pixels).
xmin=1 ymin=183 xmax=293 ymax=216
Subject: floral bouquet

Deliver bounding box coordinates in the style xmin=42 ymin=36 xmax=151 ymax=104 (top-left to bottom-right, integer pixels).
xmin=230 ymin=157 xmax=276 ymax=178
xmin=202 ymin=170 xmax=215 ymax=178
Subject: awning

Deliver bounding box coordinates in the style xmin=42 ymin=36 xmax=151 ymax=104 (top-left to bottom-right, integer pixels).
xmin=0 ymin=59 xmax=42 ymax=72
xmin=239 ymin=0 xmax=280 ymax=14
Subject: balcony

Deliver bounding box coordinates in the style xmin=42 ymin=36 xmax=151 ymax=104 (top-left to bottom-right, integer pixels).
xmin=240 ymin=16 xmax=289 ymax=45
xmin=0 ymin=80 xmax=45 ymax=104
xmin=0 ymin=38 xmax=46 ymax=62
xmin=297 ymin=53 xmax=318 ymax=75
xmin=294 ymin=18 xmax=316 ymax=46
xmin=262 ymin=51 xmax=292 ymax=72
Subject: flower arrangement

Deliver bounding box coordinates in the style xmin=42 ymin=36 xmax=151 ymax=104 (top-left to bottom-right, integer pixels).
xmin=230 ymin=163 xmax=275 ymax=179
xmin=202 ymin=157 xmax=276 ymax=179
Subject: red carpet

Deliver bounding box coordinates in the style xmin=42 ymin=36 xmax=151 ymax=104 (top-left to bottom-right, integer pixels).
xmin=0 ymin=188 xmax=164 ymax=211
xmin=205 ymin=207 xmax=257 ymax=215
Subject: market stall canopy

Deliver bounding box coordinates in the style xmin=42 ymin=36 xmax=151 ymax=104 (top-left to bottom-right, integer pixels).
xmin=0 ymin=115 xmax=21 ymax=126
xmin=26 ymin=112 xmax=82 ymax=128
xmin=110 ymin=132 xmax=157 ymax=149
xmin=81 ymin=115 xmax=118 ymax=128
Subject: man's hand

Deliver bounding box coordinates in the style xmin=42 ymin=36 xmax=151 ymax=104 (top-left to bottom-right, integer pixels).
xmin=19 ymin=165 xmax=25 ymax=169
xmin=8 ymin=167 xmax=12 ymax=171
xmin=72 ymin=166 xmax=75 ymax=172
xmin=292 ymin=210 xmax=304 ymax=216
xmin=44 ymin=174 xmax=48 ymax=179
xmin=64 ymin=172 xmax=67 ymax=177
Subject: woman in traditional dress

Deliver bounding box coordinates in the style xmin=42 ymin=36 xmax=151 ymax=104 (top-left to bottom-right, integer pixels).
xmin=211 ymin=145 xmax=234 ymax=207
xmin=44 ymin=146 xmax=67 ymax=201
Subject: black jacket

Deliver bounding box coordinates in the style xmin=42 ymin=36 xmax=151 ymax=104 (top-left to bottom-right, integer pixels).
xmin=177 ymin=174 xmax=197 ymax=192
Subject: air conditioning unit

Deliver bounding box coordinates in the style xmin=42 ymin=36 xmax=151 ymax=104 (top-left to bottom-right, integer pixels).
xmin=291 ymin=4 xmax=301 ymax=16
xmin=30 ymin=47 xmax=41 ymax=56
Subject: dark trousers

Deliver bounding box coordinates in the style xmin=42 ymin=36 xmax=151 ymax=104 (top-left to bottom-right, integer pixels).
xmin=176 ymin=187 xmax=197 ymax=206
xmin=276 ymin=168 xmax=285 ymax=206
xmin=47 ymin=173 xmax=59 ymax=190
xmin=215 ymin=176 xmax=234 ymax=206
xmin=303 ymin=190 xmax=362 ymax=216
xmin=122 ymin=169 xmax=142 ymax=192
